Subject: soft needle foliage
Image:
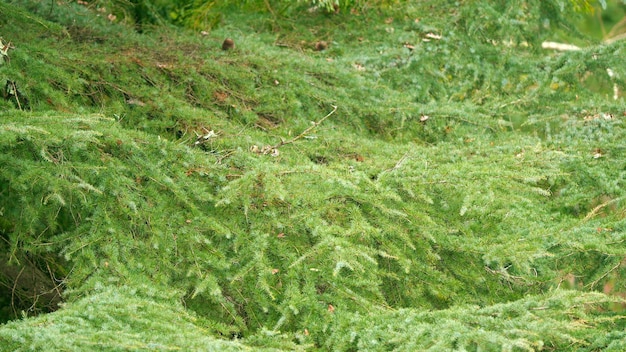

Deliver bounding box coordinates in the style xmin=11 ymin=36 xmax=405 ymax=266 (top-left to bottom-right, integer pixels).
xmin=0 ymin=0 xmax=626 ymax=350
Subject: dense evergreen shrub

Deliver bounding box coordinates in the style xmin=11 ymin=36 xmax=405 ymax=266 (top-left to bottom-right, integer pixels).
xmin=0 ymin=0 xmax=625 ymax=350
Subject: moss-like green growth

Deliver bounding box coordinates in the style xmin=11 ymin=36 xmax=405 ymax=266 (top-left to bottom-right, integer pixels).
xmin=1 ymin=0 xmax=625 ymax=350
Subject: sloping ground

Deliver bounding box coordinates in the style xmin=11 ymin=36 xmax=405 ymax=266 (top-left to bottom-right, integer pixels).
xmin=0 ymin=1 xmax=625 ymax=350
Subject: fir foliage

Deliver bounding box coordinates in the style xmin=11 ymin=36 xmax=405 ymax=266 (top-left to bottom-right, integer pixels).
xmin=327 ymin=290 xmax=626 ymax=351
xmin=0 ymin=0 xmax=626 ymax=350
xmin=0 ymin=285 xmax=281 ymax=351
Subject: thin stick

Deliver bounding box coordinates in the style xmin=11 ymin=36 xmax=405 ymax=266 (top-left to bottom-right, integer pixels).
xmin=606 ymin=16 xmax=626 ymax=40
xmin=375 ymin=152 xmax=411 ymax=181
xmin=272 ymin=105 xmax=337 ymax=149
xmin=390 ymin=152 xmax=409 ymax=171
xmin=8 ymin=81 xmax=23 ymax=110
xmin=586 ymin=259 xmax=623 ymax=290
xmin=446 ymin=114 xmax=496 ymax=133
xmin=605 ymin=31 xmax=626 ymax=44
xmin=12 ymin=266 xmax=25 ymax=318
xmin=583 ymin=196 xmax=623 ymax=222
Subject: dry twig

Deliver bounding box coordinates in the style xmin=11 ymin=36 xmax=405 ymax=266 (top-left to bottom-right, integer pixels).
xmin=250 ymin=105 xmax=338 ymax=156
xmin=272 ymin=104 xmax=338 ymax=149
xmin=583 ymin=196 xmax=623 ymax=222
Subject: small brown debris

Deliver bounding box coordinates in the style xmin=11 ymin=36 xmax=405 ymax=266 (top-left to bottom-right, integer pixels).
xmin=126 ymin=98 xmax=146 ymax=107
xmin=250 ymin=145 xmax=280 ymax=156
xmin=194 ymin=129 xmax=218 ymax=146
xmin=592 ymin=148 xmax=603 ymax=159
xmin=213 ymin=91 xmax=229 ymax=102
xmin=222 ymin=38 xmax=235 ymax=50
xmin=315 ymin=41 xmax=328 ymax=51
xmin=353 ymin=63 xmax=365 ymax=71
